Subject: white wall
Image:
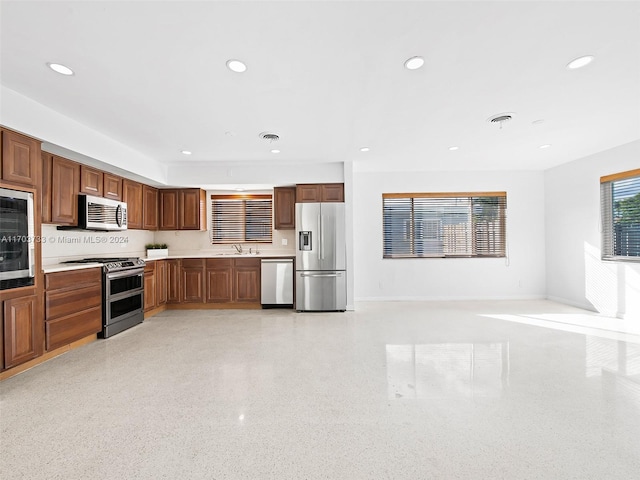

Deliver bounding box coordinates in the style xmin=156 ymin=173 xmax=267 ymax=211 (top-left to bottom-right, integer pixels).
xmin=353 ymin=170 xmax=546 ymax=301
xmin=545 ymin=140 xmax=640 ymax=320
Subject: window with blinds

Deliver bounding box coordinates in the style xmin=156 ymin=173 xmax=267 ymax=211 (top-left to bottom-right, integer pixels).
xmin=382 ymin=192 xmax=506 ymax=258
xmin=210 ymin=194 xmax=273 ymax=243
xmin=601 ymin=169 xmax=640 ymax=261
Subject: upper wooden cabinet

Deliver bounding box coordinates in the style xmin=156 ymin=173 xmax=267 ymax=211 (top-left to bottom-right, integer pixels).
xmin=1 ymin=129 xmax=41 ymax=187
xmin=296 ymin=183 xmax=344 ymax=203
xmin=103 ymin=173 xmax=122 ymax=201
xmin=159 ymin=188 xmax=206 ymax=230
xmin=159 ymin=189 xmax=179 ymax=230
xmin=41 ymin=152 xmax=53 ymax=223
xmin=80 ymin=165 xmax=103 ymax=196
xmin=274 ymin=187 xmax=296 ymax=230
xmin=180 ymin=189 xmax=206 ymax=230
xmin=51 ymin=156 xmax=80 ymax=225
xmin=142 ymin=185 xmax=158 ymax=230
xmin=122 ymin=179 xmax=143 ymax=229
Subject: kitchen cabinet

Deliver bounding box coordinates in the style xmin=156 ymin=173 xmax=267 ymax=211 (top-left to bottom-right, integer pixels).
xmin=167 ymin=259 xmax=181 ymax=304
xmin=181 ymin=259 xmax=204 ymax=303
xmin=234 ymin=258 xmax=261 ymax=303
xmin=143 ymin=185 xmax=159 ymax=230
xmin=156 ymin=260 xmax=167 ymax=306
xmin=45 ymin=268 xmax=102 ymax=351
xmin=103 ymin=173 xmax=122 ymax=201
xmin=143 ymin=261 xmax=156 ymax=312
xmin=80 ymin=165 xmax=103 ymax=196
xmin=3 ymin=294 xmax=43 ymax=369
xmin=50 ymin=155 xmax=80 ymax=225
xmin=274 ymin=186 xmax=296 ymax=229
xmin=159 ymin=189 xmax=179 ymax=230
xmin=179 ymin=189 xmax=206 ymax=230
xmin=205 ymin=259 xmax=233 ymax=303
xmin=160 ymin=188 xmax=206 ymax=230
xmin=205 ymin=258 xmax=260 ymax=304
xmin=1 ymin=129 xmax=40 ymax=188
xmin=122 ymin=179 xmax=143 ymax=229
xmin=296 ymin=183 xmax=344 ymax=203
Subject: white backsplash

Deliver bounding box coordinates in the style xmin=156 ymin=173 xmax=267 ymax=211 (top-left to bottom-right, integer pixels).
xmin=41 ymin=224 xmax=154 ymax=265
xmin=41 ymin=224 xmax=296 ymax=265
xmin=152 ymin=228 xmax=296 ymax=257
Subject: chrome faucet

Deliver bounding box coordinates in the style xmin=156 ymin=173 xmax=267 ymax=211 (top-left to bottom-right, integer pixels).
xmin=233 ymin=244 xmax=243 ymax=254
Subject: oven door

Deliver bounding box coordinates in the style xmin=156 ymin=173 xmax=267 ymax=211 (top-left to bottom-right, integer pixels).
xmin=0 ymin=187 xmax=35 ymax=290
xmin=103 ymin=268 xmax=144 ymax=337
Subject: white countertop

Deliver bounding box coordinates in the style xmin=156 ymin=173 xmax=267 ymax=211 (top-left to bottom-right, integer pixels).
xmin=43 ymin=263 xmax=103 ymax=274
xmin=142 ymin=253 xmax=295 ymax=261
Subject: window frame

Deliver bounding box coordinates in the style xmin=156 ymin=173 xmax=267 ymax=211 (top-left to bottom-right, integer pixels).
xmin=600 ymin=168 xmax=640 ymax=263
xmin=382 ymin=191 xmax=507 ymax=259
xmin=210 ymin=194 xmax=273 ymax=244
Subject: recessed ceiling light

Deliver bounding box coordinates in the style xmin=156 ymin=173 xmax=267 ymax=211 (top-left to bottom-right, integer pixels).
xmin=566 ymin=55 xmax=594 ymax=70
xmin=270 ymin=149 xmax=280 ymax=154
xmin=359 ymin=147 xmax=370 ymax=152
xmin=448 ymin=146 xmax=459 ymax=151
xmin=404 ymin=56 xmax=425 ymax=70
xmin=539 ymin=144 xmax=552 ymax=149
xmin=181 ymin=150 xmax=192 ymax=155
xmin=226 ymin=59 xmax=247 ymax=73
xmin=47 ymin=62 xmax=74 ymax=76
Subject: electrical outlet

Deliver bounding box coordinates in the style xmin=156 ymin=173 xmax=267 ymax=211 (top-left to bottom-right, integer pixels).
xmin=281 ymin=238 xmax=288 ymax=246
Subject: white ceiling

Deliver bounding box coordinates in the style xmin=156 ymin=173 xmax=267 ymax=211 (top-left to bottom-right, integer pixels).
xmin=1 ymin=0 xmax=639 ymax=174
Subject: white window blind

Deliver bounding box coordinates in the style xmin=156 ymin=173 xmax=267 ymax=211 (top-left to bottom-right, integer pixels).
xmin=601 ymin=169 xmax=640 ymax=261
xmin=210 ymin=195 xmax=272 ymax=244
xmin=382 ymin=192 xmax=506 ymax=258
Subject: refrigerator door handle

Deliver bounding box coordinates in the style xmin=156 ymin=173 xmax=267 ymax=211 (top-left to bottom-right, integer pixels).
xmin=320 ymin=214 xmax=325 ymax=260
xmin=300 ymin=273 xmax=341 ymax=278
xmin=317 ymin=214 xmax=322 ymax=260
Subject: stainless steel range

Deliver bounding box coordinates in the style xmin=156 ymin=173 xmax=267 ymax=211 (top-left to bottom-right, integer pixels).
xmin=63 ymin=257 xmax=145 ymax=338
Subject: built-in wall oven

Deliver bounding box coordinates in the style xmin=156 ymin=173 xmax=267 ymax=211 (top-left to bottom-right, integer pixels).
xmin=63 ymin=258 xmax=145 ymax=338
xmin=0 ymin=186 xmax=35 ymax=290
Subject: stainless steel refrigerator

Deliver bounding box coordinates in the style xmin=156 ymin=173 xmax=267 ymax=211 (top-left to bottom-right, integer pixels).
xmin=295 ymin=202 xmax=346 ymax=311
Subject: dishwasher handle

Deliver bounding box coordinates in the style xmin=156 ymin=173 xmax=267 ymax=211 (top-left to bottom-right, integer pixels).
xmin=261 ymin=259 xmax=293 ymax=264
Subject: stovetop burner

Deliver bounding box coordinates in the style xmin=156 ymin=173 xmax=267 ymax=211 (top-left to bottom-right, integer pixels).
xmin=63 ymin=257 xmax=145 ymax=272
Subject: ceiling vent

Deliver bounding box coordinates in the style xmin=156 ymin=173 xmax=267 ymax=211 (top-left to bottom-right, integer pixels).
xmin=259 ymin=132 xmax=279 ymax=142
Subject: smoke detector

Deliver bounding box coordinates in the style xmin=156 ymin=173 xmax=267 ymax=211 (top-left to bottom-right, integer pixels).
xmin=487 ymin=113 xmax=515 ymax=129
xmin=259 ymin=132 xmax=280 ymax=142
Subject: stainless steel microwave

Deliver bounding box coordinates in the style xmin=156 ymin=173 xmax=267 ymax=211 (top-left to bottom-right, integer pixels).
xmin=0 ymin=186 xmax=35 ymax=290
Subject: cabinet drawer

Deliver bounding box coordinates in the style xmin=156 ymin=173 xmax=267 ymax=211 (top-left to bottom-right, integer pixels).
xmin=46 ymin=268 xmax=101 ymax=291
xmin=46 ymin=306 xmax=102 ymax=351
xmin=46 ymin=284 xmax=102 ymax=320
xmin=205 ymin=258 xmax=232 ymax=268
xmin=234 ymin=257 xmax=261 ymax=268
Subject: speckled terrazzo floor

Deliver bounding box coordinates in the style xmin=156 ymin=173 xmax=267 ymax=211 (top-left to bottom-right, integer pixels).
xmin=1 ymin=300 xmax=639 ymax=480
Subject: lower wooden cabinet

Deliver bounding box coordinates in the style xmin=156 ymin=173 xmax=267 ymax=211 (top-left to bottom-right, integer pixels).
xmin=233 ymin=258 xmax=261 ymax=303
xmin=205 ymin=258 xmax=260 ymax=304
xmin=156 ymin=260 xmax=167 ymax=306
xmin=2 ymin=294 xmax=43 ymax=369
xmin=143 ymin=261 xmax=156 ymax=312
xmin=167 ymin=259 xmax=181 ymax=304
xmin=45 ymin=268 xmax=102 ymax=351
xmin=182 ymin=259 xmax=204 ymax=303
xmin=205 ymin=259 xmax=233 ymax=303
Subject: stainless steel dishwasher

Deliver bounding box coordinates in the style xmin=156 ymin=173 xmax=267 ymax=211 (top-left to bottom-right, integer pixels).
xmin=261 ymin=258 xmax=294 ymax=308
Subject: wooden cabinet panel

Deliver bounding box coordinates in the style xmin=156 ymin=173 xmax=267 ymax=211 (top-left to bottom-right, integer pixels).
xmin=159 ymin=189 xmax=179 ymax=230
xmin=45 ymin=268 xmax=101 ymax=291
xmin=41 ymin=152 xmax=53 ymax=223
xmin=51 ymin=156 xmax=80 ymax=225
xmin=205 ymin=259 xmax=233 ymax=303
xmin=167 ymin=259 xmax=181 ymax=303
xmin=182 ymin=259 xmax=204 ymax=303
xmin=80 ymin=165 xmax=103 ymax=196
xmin=103 ymin=173 xmax=122 ymax=201
xmin=156 ymin=260 xmax=167 ymax=306
xmin=144 ymin=268 xmax=156 ymax=312
xmin=296 ymin=183 xmax=344 ymax=203
xmin=233 ymin=258 xmax=261 ymax=303
xmin=142 ymin=185 xmax=158 ymax=230
xmin=179 ymin=189 xmax=206 ymax=230
xmin=45 ymin=306 xmax=101 ymax=351
xmin=122 ymin=179 xmax=143 ymax=229
xmin=274 ymin=187 xmax=296 ymax=230
xmin=45 ymin=285 xmax=102 ymax=321
xmin=321 ymin=183 xmax=344 ymax=202
xmin=3 ymin=295 xmax=42 ymax=369
xmin=1 ymin=130 xmax=40 ymax=187
xmin=296 ymin=184 xmax=321 ymax=203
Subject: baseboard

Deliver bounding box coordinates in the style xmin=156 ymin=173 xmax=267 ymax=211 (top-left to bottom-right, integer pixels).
xmin=546 ymin=295 xmax=597 ymax=313
xmin=354 ymin=294 xmax=547 ymax=302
